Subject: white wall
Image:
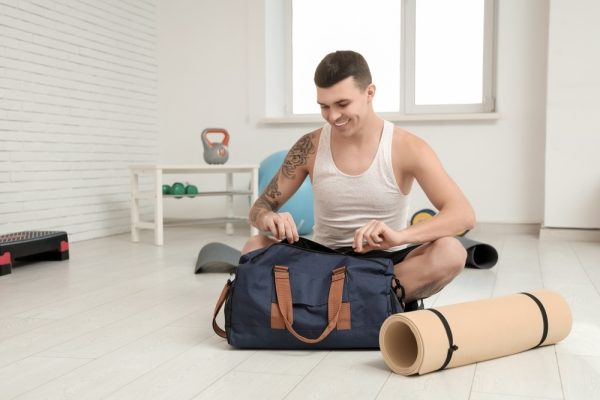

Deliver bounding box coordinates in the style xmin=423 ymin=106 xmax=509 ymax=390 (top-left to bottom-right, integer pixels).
xmin=544 ymin=0 xmax=600 ymax=229
xmin=0 ymin=0 xmax=159 ymax=241
xmin=157 ymin=0 xmax=551 ymax=226
xmin=157 ymin=0 xmax=299 ymax=220
xmin=8 ymin=0 xmax=594 ymax=242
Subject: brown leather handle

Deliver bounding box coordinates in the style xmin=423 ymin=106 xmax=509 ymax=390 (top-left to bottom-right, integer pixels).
xmin=212 ymin=280 xmax=232 ymax=338
xmin=273 ymin=265 xmax=346 ymax=344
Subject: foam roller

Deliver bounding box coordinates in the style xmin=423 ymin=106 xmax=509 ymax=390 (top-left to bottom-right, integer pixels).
xmin=379 ymin=289 xmax=572 ymax=375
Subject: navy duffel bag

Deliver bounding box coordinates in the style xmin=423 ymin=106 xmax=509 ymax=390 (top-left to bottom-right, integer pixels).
xmin=212 ymin=238 xmax=403 ymax=349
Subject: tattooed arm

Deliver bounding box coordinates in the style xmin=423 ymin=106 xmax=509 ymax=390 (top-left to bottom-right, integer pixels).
xmin=249 ymin=132 xmax=317 ymax=241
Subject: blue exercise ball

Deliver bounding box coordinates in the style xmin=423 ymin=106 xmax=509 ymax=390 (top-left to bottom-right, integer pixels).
xmin=259 ymin=150 xmax=314 ymax=235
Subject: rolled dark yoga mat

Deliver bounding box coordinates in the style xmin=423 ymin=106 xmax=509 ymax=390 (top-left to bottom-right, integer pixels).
xmin=379 ymin=289 xmax=572 ymax=376
xmin=409 ymin=208 xmax=498 ymax=269
xmin=456 ymin=236 xmax=498 ymax=269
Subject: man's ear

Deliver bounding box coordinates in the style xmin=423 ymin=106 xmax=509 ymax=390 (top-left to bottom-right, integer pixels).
xmin=367 ymin=84 xmax=376 ymax=101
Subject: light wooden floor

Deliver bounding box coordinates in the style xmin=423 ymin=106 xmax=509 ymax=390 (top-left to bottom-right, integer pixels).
xmin=0 ymin=226 xmax=599 ymax=400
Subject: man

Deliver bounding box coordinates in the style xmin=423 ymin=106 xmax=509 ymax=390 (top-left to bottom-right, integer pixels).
xmin=243 ymin=50 xmax=475 ymax=306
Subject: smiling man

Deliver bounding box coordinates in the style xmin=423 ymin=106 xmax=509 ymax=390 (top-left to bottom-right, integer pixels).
xmin=243 ymin=50 xmax=475 ymax=307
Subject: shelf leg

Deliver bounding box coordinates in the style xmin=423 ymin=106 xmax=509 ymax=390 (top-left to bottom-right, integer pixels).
xmin=131 ymin=171 xmax=140 ymax=242
xmin=155 ymin=168 xmax=164 ymax=245
xmin=226 ymin=172 xmax=234 ymax=235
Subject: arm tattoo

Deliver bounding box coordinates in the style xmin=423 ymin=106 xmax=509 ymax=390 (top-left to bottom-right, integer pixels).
xmin=264 ymin=172 xmax=282 ymax=200
xmin=249 ymin=132 xmax=314 ymax=225
xmin=249 ymin=197 xmax=273 ymax=224
xmin=281 ymin=133 xmax=315 ymax=179
xmin=249 ymin=173 xmax=281 ymax=225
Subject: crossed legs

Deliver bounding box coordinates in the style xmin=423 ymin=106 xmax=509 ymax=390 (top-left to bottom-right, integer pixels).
xmin=396 ymin=236 xmax=466 ymax=302
xmin=241 ymin=235 xmax=466 ymax=303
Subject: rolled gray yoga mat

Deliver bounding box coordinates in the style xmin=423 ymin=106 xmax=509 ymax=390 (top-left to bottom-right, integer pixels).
xmin=455 ymin=236 xmax=498 ymax=269
xmin=194 ymin=237 xmax=498 ymax=273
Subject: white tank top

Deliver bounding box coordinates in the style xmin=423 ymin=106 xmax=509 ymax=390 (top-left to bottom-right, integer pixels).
xmin=311 ymin=120 xmax=410 ymax=250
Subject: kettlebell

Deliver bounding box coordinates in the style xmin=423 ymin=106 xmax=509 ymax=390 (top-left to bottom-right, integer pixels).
xmin=201 ymin=128 xmax=230 ymax=164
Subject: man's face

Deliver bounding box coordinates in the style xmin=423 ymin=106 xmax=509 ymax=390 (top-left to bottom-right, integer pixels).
xmin=316 ymin=77 xmax=375 ymax=135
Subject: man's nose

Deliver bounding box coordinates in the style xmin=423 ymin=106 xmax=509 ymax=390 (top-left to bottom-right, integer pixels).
xmin=328 ymin=108 xmax=342 ymax=123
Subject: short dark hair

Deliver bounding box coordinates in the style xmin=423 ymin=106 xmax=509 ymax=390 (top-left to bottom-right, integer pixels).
xmin=314 ymin=50 xmax=372 ymax=90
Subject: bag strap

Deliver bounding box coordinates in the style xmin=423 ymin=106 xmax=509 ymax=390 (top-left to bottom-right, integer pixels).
xmin=212 ymin=279 xmax=232 ymax=338
xmin=273 ymin=265 xmax=346 ymax=344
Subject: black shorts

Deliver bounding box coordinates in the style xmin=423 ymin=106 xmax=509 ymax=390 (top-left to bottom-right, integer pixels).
xmin=288 ymin=237 xmax=420 ymax=265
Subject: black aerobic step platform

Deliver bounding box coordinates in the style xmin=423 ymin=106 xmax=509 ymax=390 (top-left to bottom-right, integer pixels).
xmin=0 ymin=231 xmax=69 ymax=276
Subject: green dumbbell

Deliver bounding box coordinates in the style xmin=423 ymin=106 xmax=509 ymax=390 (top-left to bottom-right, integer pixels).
xmin=162 ymin=184 xmax=172 ymax=195
xmin=185 ymin=184 xmax=198 ymax=198
xmin=171 ymin=182 xmax=186 ymax=198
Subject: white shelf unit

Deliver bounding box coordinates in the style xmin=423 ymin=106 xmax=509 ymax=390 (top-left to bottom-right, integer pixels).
xmin=130 ymin=164 xmax=259 ymax=245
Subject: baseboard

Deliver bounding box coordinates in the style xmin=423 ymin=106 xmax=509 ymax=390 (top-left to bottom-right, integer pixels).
xmin=539 ymin=227 xmax=600 ymax=242
xmin=158 ymin=219 xmax=600 ymax=242
xmin=469 ymin=223 xmax=541 ymax=235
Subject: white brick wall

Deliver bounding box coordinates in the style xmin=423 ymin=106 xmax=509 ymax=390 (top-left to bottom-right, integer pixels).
xmin=0 ymin=0 xmax=159 ymax=242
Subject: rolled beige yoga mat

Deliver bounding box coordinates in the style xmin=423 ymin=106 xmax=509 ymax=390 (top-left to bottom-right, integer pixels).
xmin=379 ymin=289 xmax=572 ymax=375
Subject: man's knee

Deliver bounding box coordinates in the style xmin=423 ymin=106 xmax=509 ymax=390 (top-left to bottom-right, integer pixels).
xmin=241 ymin=234 xmax=276 ymax=255
xmin=395 ymin=236 xmax=466 ymax=302
xmin=430 ymin=236 xmax=466 ymax=280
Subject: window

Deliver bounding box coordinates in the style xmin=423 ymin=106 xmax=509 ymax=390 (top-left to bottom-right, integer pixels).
xmin=272 ymin=0 xmax=496 ymax=118
xmin=291 ymin=0 xmax=401 ymax=114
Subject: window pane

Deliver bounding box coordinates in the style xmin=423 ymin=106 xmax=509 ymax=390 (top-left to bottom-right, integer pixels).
xmin=292 ymin=0 xmax=401 ymax=114
xmin=415 ymin=0 xmax=484 ymax=105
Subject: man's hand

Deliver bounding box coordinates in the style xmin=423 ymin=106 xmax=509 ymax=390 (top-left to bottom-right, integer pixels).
xmin=353 ymin=220 xmax=402 ymax=253
xmin=259 ymin=211 xmax=300 ymax=243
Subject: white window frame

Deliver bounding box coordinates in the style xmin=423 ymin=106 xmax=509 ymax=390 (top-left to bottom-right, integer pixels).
xmin=403 ymin=0 xmax=496 ymax=114
xmin=261 ymin=0 xmax=498 ymax=123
